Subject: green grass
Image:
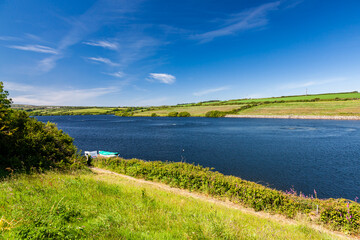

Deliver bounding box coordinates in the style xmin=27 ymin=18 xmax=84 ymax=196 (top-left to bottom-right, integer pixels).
xmin=234 ymin=100 xmax=360 ymax=116
xmin=92 ymin=157 xmax=360 ymax=236
xmin=133 ymin=104 xmax=245 ymax=117
xmin=224 ymin=92 xmax=360 ymax=104
xmin=26 ymin=107 xmax=122 ymax=116
xmin=12 ymin=91 xmax=360 ymax=116
xmin=0 ymin=170 xmax=344 ymax=239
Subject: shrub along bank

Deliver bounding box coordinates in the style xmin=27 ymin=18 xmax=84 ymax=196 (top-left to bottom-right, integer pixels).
xmin=92 ymin=157 xmax=360 ymax=235
xmin=0 ymin=82 xmax=84 ymax=175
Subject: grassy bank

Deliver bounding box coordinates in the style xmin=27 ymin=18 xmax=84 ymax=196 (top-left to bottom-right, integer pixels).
xmin=0 ymin=170 xmax=348 ymax=239
xmin=132 ymin=104 xmax=246 ymax=117
xmin=92 ymin=157 xmax=360 ymax=236
xmin=12 ymin=105 xmax=122 ymax=116
xmin=222 ymin=92 xmax=360 ymax=104
xmin=232 ymin=100 xmax=360 ymax=116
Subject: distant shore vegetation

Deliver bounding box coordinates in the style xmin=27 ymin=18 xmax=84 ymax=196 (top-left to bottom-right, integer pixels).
xmin=11 ymin=91 xmax=360 ymax=118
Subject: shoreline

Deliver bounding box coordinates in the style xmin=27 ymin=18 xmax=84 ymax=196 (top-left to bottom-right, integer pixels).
xmin=225 ymin=114 xmax=360 ymax=120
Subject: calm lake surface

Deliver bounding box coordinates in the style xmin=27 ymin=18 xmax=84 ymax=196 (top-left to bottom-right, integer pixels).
xmin=36 ymin=115 xmax=360 ymax=200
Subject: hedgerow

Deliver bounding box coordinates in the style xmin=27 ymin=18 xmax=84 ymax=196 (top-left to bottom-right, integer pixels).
xmin=92 ymin=157 xmax=360 ymax=235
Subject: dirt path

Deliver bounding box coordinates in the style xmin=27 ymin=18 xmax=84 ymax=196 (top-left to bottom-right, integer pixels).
xmin=91 ymin=167 xmax=357 ymax=240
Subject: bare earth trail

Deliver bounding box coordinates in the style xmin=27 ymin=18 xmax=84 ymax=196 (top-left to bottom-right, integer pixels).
xmin=91 ymin=167 xmax=358 ymax=240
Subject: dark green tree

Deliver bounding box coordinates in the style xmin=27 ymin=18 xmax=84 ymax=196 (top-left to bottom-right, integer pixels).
xmin=168 ymin=111 xmax=178 ymax=117
xmin=205 ymin=110 xmax=226 ymax=118
xmin=178 ymin=112 xmax=191 ymax=117
xmin=0 ymin=82 xmax=84 ymax=173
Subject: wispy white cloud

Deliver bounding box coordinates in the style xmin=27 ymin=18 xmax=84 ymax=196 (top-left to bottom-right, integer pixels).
xmin=193 ymin=86 xmax=230 ymax=96
xmin=134 ymin=97 xmax=168 ymax=106
xmin=4 ymin=81 xmax=119 ymax=106
xmin=279 ymin=77 xmax=347 ymax=90
xmin=192 ymin=1 xmax=280 ymax=43
xmin=83 ymin=40 xmax=118 ymax=50
xmin=113 ymin=34 xmax=162 ymax=67
xmin=8 ymin=44 xmax=58 ymax=54
xmin=104 ymin=71 xmax=125 ymax=78
xmin=3 ymin=81 xmax=34 ymax=92
xmin=38 ymin=57 xmax=59 ymax=72
xmin=87 ymin=57 xmax=119 ymax=66
xmin=282 ymin=0 xmax=303 ymax=9
xmin=25 ymin=33 xmax=43 ymax=42
xmin=147 ymin=73 xmax=176 ymax=84
xmin=0 ymin=36 xmax=20 ymax=41
xmin=38 ymin=0 xmax=138 ymax=72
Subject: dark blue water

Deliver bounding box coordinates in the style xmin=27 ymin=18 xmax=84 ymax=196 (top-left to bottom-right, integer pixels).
xmin=36 ymin=115 xmax=360 ymax=200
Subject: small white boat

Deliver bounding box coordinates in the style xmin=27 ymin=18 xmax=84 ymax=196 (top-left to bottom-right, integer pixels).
xmin=85 ymin=151 xmax=119 ymax=158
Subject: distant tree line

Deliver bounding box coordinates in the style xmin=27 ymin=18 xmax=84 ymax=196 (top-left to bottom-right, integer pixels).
xmin=167 ymin=111 xmax=191 ymax=117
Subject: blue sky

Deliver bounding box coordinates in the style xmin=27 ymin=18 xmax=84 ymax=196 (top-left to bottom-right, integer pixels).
xmin=1 ymin=0 xmax=360 ymax=106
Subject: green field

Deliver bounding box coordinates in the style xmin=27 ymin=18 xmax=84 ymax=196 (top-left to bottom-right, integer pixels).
xmin=234 ymin=100 xmax=360 ymax=116
xmin=0 ymin=170 xmax=346 ymax=240
xmin=12 ymin=105 xmax=122 ymax=116
xmin=133 ymin=104 xmax=245 ymax=117
xmin=222 ymin=92 xmax=360 ymax=104
xmin=12 ymin=91 xmax=360 ymax=117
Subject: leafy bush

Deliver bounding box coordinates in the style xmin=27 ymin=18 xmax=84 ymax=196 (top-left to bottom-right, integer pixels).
xmin=117 ymin=111 xmax=133 ymax=117
xmin=168 ymin=111 xmax=178 ymax=117
xmin=151 ymin=113 xmax=158 ymax=117
xmin=178 ymin=111 xmax=191 ymax=117
xmin=205 ymin=110 xmax=226 ymax=118
xmin=0 ymin=82 xmax=84 ymax=173
xmin=92 ymin=157 xmax=360 ymax=234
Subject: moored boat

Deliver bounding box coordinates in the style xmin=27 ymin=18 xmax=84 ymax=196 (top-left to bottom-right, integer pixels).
xmin=85 ymin=151 xmax=119 ymax=158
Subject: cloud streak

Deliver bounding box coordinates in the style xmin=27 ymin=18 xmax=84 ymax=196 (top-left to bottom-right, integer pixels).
xmin=104 ymin=71 xmax=125 ymax=78
xmin=148 ymin=73 xmax=176 ymax=84
xmin=279 ymin=77 xmax=347 ymax=90
xmin=38 ymin=0 xmax=138 ymax=72
xmin=192 ymin=1 xmax=280 ymax=42
xmin=193 ymin=86 xmax=229 ymax=96
xmin=134 ymin=97 xmax=168 ymax=106
xmin=0 ymin=36 xmax=20 ymax=41
xmin=8 ymin=44 xmax=58 ymax=54
xmin=83 ymin=40 xmax=118 ymax=50
xmin=88 ymin=57 xmax=119 ymax=66
xmin=4 ymin=81 xmax=118 ymax=106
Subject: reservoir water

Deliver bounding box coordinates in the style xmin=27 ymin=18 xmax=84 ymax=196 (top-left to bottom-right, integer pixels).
xmin=36 ymin=115 xmax=360 ymax=200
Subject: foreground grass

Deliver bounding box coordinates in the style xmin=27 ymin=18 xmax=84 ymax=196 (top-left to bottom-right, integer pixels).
xmin=234 ymin=100 xmax=360 ymax=116
xmin=93 ymin=158 xmax=360 ymax=236
xmin=0 ymin=170 xmax=345 ymax=239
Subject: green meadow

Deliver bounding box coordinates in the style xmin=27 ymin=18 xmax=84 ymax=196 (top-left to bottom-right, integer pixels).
xmin=221 ymin=92 xmax=360 ymax=104
xmin=234 ymin=100 xmax=360 ymax=116
xmin=132 ymin=104 xmax=246 ymax=117
xmin=15 ymin=91 xmax=360 ymax=117
xmin=12 ymin=106 xmax=122 ymax=116
xmin=0 ymin=170 xmax=347 ymax=240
